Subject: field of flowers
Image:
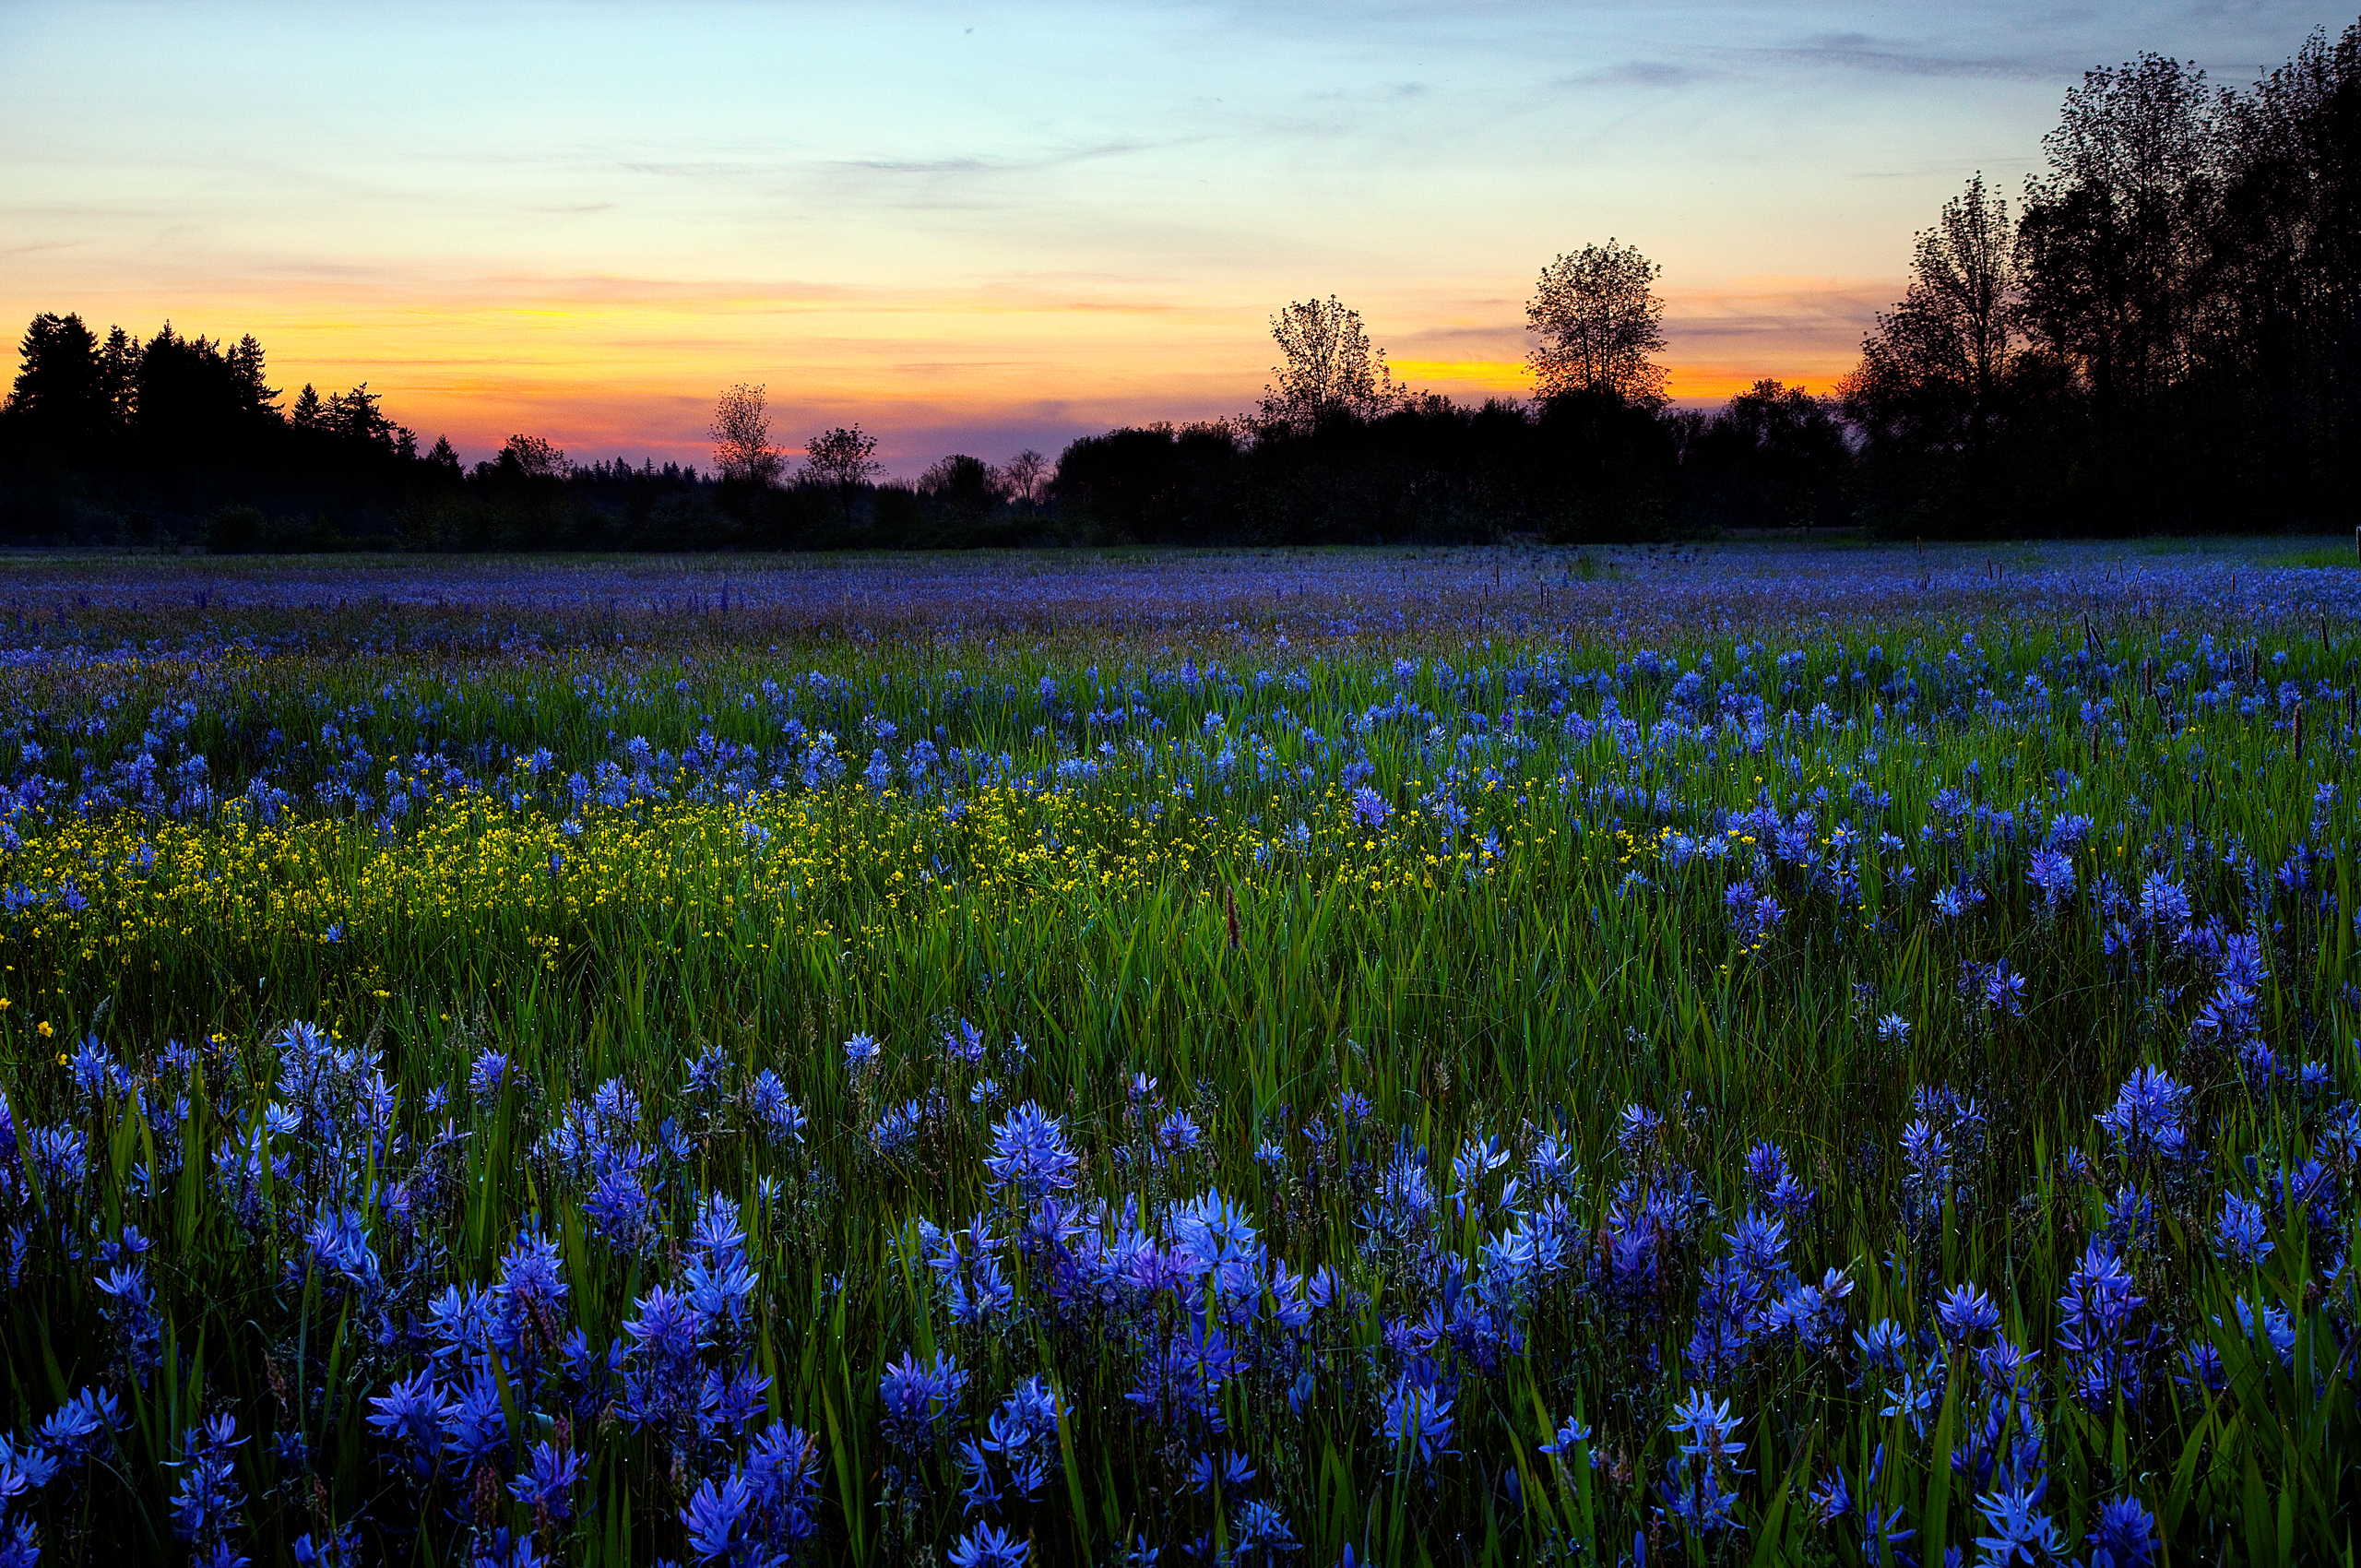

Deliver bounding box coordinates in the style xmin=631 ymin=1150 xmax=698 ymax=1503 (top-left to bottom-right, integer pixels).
xmin=0 ymin=540 xmax=2355 ymax=1567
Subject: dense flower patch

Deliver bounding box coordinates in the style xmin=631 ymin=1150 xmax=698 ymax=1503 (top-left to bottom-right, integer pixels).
xmin=0 ymin=545 xmax=2355 ymax=1563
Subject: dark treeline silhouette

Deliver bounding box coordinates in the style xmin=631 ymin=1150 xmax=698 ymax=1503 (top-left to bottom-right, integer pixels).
xmin=1843 ymin=21 xmax=2361 ymax=536
xmin=3 ymin=17 xmax=2352 ymax=551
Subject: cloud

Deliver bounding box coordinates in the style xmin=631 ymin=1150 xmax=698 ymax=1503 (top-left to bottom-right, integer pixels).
xmin=620 ymin=160 xmax=765 ymax=179
xmin=1759 ymin=32 xmax=2059 ymax=81
xmin=1559 ymin=60 xmax=1715 ymax=89
xmin=829 ymin=138 xmax=1170 ymax=180
xmin=1662 ymin=279 xmax=1896 ymax=339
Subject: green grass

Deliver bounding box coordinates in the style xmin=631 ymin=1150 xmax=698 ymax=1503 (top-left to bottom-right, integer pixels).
xmin=0 ymin=554 xmax=2355 ymax=1564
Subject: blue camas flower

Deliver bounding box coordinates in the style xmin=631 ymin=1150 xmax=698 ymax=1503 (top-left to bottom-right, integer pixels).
xmin=983 ymin=1102 xmax=1080 ymax=1202
xmin=168 ymin=1413 xmax=248 ymax=1567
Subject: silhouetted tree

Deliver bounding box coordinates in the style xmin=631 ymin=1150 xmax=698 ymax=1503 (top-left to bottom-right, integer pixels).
xmin=709 ymin=383 xmax=782 ymax=485
xmin=1844 ymin=175 xmax=2021 ymax=454
xmin=2016 ymin=53 xmax=2219 ymax=416
xmin=98 ymin=325 xmax=143 ymax=433
xmin=2198 ymin=20 xmax=2361 ymax=517
xmin=1526 ymin=240 xmax=1668 ymax=407
xmin=1053 ymin=422 xmax=1245 ymax=541
xmin=227 ymin=335 xmax=277 ymax=419
xmin=804 ymin=424 xmax=881 ymax=527
xmin=326 ymin=384 xmax=407 ymax=454
xmin=1003 ymin=448 xmax=1050 ymax=505
xmin=919 ymin=454 xmax=1007 ymax=513
xmin=136 ymin=324 xmax=279 ymax=457
xmin=495 ymin=434 xmax=570 ymax=481
xmin=1256 ymin=296 xmax=1405 ymax=431
xmin=803 ymin=425 xmax=879 ymax=488
xmin=6 ymin=313 xmax=104 ymax=449
xmin=1685 ymin=379 xmax=1853 ymax=529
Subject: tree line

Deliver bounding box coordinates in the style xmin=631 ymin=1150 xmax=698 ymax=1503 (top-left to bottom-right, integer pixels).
xmin=3 ymin=16 xmax=2352 ymax=550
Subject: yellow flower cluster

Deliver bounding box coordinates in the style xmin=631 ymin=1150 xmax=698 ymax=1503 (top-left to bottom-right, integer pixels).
xmin=0 ymin=780 xmax=1570 ymax=1016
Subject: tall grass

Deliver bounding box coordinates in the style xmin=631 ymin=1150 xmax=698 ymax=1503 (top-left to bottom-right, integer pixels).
xmin=0 ymin=550 xmax=2355 ymax=1565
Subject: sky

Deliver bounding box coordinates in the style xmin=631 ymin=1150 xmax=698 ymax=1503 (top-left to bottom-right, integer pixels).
xmin=0 ymin=1 xmax=2343 ymax=475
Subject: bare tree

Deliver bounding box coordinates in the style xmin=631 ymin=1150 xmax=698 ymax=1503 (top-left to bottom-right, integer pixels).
xmin=1002 ymin=448 xmax=1049 ymax=505
xmin=1525 ymin=239 xmax=1669 ymax=406
xmin=1256 ymin=296 xmax=1404 ymax=431
xmin=709 ymin=383 xmax=782 ymax=485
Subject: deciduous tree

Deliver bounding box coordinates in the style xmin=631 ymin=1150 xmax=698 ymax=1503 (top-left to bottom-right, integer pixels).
xmin=499 ymin=434 xmax=569 ymax=480
xmin=709 ymin=383 xmax=783 ymax=485
xmin=1842 ymin=175 xmax=2020 ymax=451
xmin=803 ymin=424 xmax=880 ymax=489
xmin=1525 ymin=240 xmax=1668 ymax=408
xmin=804 ymin=424 xmax=881 ymax=527
xmin=1256 ymin=296 xmax=1404 ymax=431
xmin=1002 ymin=448 xmax=1049 ymax=505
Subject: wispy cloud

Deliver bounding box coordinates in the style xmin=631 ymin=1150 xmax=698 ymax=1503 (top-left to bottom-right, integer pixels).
xmin=828 ymin=138 xmax=1174 ymax=180
xmin=1559 ymin=60 xmax=1716 ymax=89
xmin=1754 ymin=31 xmax=2062 ymax=81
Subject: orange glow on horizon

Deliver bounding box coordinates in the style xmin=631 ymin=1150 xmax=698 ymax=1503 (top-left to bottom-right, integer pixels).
xmin=7 ymin=272 xmax=1890 ymax=470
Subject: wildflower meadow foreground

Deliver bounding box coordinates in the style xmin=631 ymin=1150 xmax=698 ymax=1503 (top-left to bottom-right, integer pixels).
xmin=0 ymin=541 xmax=2355 ymax=1567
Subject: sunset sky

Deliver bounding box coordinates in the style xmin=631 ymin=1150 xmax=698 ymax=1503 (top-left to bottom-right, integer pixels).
xmin=0 ymin=1 xmax=2339 ymax=475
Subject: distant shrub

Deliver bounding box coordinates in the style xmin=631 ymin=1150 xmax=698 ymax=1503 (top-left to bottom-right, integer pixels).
xmin=206 ymin=504 xmax=267 ymax=553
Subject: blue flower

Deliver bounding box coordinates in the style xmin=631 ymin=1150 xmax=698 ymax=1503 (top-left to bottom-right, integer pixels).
xmin=469 ymin=1051 xmax=512 ymax=1097
xmin=1656 ymin=1389 xmax=1748 ymax=1540
xmin=37 ymin=1386 xmax=119 ymax=1466
xmin=944 ymin=1019 xmax=988 ymax=1066
xmin=1936 ymin=1281 xmax=2001 ymax=1341
xmin=621 ymin=1285 xmax=707 ymax=1440
xmin=1228 ymin=1498 xmax=1299 ymax=1562
xmin=1539 ymin=1414 xmax=1592 ymax=1460
xmin=2228 ymin=1296 xmax=2297 ymax=1369
xmin=983 ymin=1103 xmax=1080 ymax=1202
xmin=583 ymin=1158 xmax=659 ymax=1252
xmin=2106 ymin=1067 xmax=2190 ymax=1161
xmin=1187 ymin=1449 xmax=1257 ymax=1495
xmin=1169 ymin=1188 xmax=1261 ymax=1279
xmin=2213 ymin=1192 xmax=2273 ymax=1266
xmin=2027 ymin=849 xmax=2076 ymax=902
xmin=948 ymin=1522 xmax=1029 ymax=1567
xmin=2085 ymin=1496 xmax=2159 ymax=1568
xmin=508 ymin=1440 xmax=587 ymax=1521
xmin=365 ymin=1366 xmax=445 ymax=1476
xmin=95 ymin=1263 xmax=163 ymax=1378
xmin=681 ymin=1472 xmax=754 ymax=1564
xmin=440 ymin=1369 xmax=509 ymax=1469
xmin=1375 ymin=1378 xmax=1455 ymax=1467
xmin=1154 ymin=1110 xmax=1203 ymax=1162
xmin=2135 ymin=873 xmax=2191 ymax=932
xmin=751 ymin=1067 xmax=807 ymax=1138
xmin=2056 ymin=1241 xmax=2153 ymax=1409
xmin=880 ymin=1349 xmax=967 ymax=1452
xmin=1974 ymin=1478 xmax=2066 ymax=1563
xmin=168 ymin=1413 xmax=248 ymax=1565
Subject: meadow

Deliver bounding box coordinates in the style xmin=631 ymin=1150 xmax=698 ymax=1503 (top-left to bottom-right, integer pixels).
xmin=0 ymin=539 xmax=2355 ymax=1567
